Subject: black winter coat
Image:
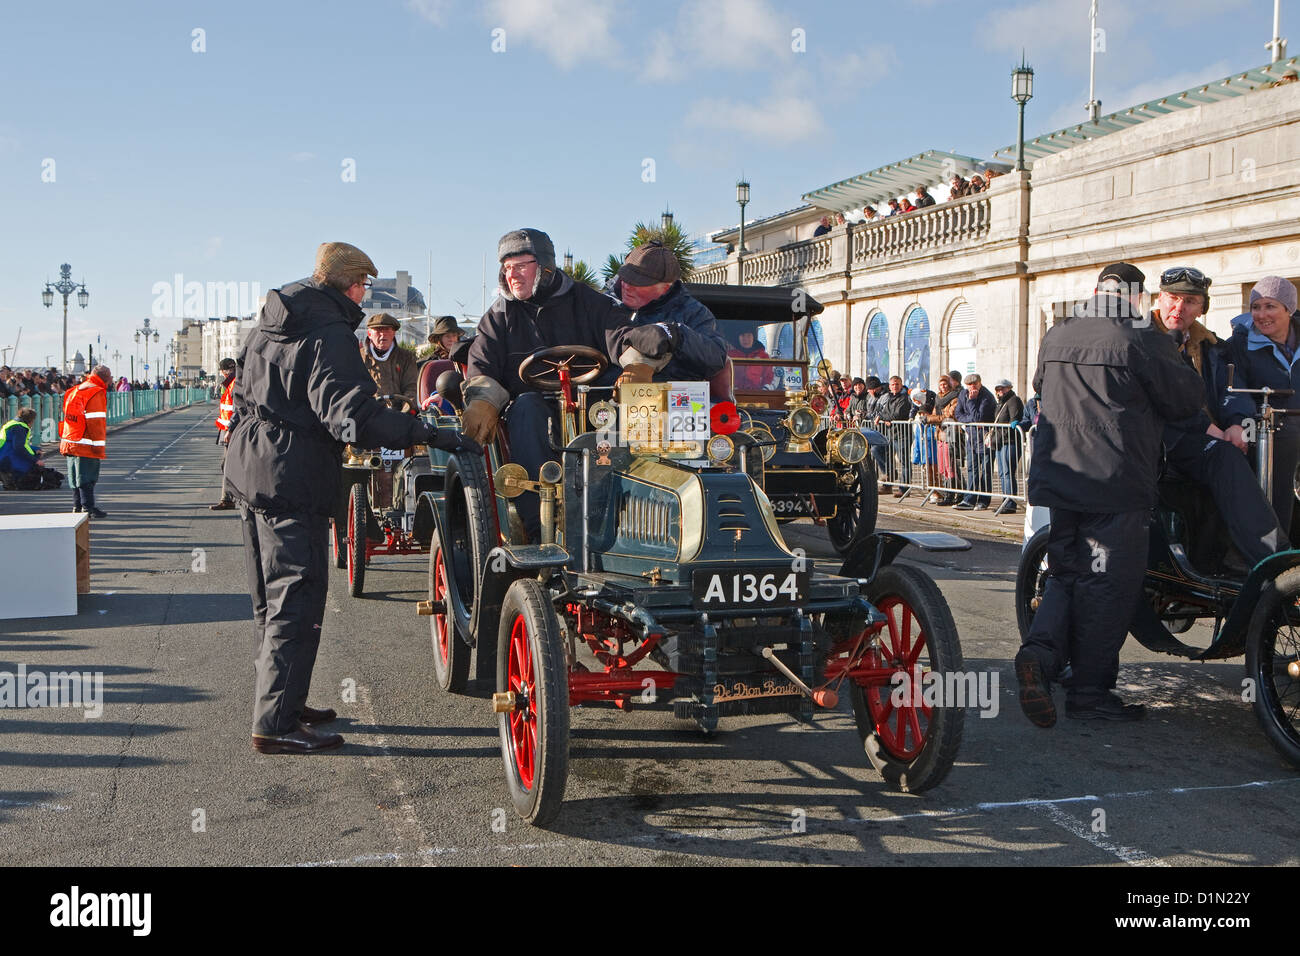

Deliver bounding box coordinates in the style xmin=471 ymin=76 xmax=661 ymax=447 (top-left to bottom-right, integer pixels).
xmin=874 ymin=390 xmax=912 ymax=422
xmin=226 ymin=279 xmax=438 ymax=516
xmin=1028 ymin=294 xmax=1205 ymax=512
xmin=465 ymin=273 xmax=633 ymax=407
xmin=611 ymin=280 xmax=726 ymax=383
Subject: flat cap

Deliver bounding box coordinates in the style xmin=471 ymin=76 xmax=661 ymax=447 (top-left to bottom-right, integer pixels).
xmin=618 ymin=240 xmax=681 ymax=286
xmin=1098 ymin=261 xmax=1146 ymax=293
xmin=366 ymin=312 xmax=401 ymax=330
xmin=993 ymin=378 xmax=1013 ymax=389
xmin=315 ymin=242 xmax=377 ymax=283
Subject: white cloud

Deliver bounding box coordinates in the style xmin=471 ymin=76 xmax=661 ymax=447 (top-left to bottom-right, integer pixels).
xmin=646 ymin=0 xmax=791 ymax=78
xmin=684 ymin=94 xmax=824 ymax=144
xmin=407 ymin=0 xmax=454 ymax=26
xmin=979 ymin=0 xmax=1136 ymax=60
xmin=822 ymin=45 xmax=898 ymax=93
xmin=483 ymin=0 xmax=620 ymax=70
xmin=1040 ymin=59 xmax=1235 ymax=131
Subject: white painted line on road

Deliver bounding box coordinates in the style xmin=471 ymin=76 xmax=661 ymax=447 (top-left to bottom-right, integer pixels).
xmin=0 ymin=797 xmax=71 ymax=812
xmin=1033 ymin=802 xmax=1166 ymax=867
xmin=352 ymin=684 xmax=436 ymax=864
xmin=123 ymin=415 xmax=210 ymax=480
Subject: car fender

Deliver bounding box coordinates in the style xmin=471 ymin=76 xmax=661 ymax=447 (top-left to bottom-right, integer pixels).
xmin=839 ymin=530 xmax=970 ymax=584
xmin=1200 ymin=548 xmax=1300 ymax=660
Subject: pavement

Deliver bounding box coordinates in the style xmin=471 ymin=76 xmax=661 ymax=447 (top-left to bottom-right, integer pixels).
xmin=875 ymin=486 xmax=1025 ymax=542
xmin=0 ymin=404 xmax=1296 ymax=871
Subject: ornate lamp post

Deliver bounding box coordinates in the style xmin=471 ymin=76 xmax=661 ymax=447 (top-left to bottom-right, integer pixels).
xmin=42 ymin=264 xmax=89 ymax=374
xmin=135 ymin=317 xmax=160 ymax=386
xmin=1012 ymin=55 xmax=1035 ymax=172
xmin=736 ymin=179 xmax=750 ymax=287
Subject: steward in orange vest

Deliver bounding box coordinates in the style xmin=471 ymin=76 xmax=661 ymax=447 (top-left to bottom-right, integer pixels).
xmin=211 ymin=357 xmax=238 ymax=509
xmin=60 ymin=365 xmax=111 ymax=517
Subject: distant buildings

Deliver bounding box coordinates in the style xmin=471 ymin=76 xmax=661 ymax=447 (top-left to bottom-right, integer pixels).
xmin=362 ymin=270 xmax=428 ymax=349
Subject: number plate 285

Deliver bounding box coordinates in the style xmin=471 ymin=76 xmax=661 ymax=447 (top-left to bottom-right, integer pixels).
xmin=692 ymin=569 xmax=809 ymax=607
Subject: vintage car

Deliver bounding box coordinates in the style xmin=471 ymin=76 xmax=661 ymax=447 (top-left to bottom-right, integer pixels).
xmin=686 ymin=284 xmax=883 ymax=555
xmin=416 ymin=342 xmax=970 ymax=827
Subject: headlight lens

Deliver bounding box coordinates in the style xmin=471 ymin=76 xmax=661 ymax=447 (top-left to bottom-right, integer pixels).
xmin=707 ymin=434 xmax=735 ymax=463
xmin=831 ymin=429 xmax=867 ymax=464
xmin=787 ymin=406 xmax=819 ymax=439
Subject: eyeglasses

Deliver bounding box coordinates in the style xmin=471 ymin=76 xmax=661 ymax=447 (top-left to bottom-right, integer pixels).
xmin=1160 ymin=267 xmax=1211 ymax=290
xmin=362 ymin=280 xmax=373 ymax=289
xmin=502 ymin=259 xmax=537 ymax=275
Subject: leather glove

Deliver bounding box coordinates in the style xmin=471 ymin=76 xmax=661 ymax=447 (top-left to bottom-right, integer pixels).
xmin=617 ymin=363 xmax=654 ymax=386
xmin=460 ymin=399 xmax=500 ymax=445
xmin=625 ymin=322 xmax=680 ymax=359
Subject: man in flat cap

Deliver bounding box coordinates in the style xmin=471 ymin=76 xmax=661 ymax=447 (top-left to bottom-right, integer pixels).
xmin=609 ymin=240 xmax=726 ymax=385
xmin=1017 ymin=262 xmax=1203 ymax=727
xmin=360 ymin=312 xmax=419 ymax=414
xmin=226 ymin=241 xmax=473 ymax=755
xmin=463 ymin=227 xmax=674 ymax=542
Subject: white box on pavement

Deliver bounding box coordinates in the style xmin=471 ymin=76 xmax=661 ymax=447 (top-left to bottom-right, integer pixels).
xmin=0 ymin=513 xmax=90 ymax=619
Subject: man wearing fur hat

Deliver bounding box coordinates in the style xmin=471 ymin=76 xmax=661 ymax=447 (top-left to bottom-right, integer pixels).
xmin=360 ymin=313 xmax=419 ymax=414
xmin=1150 ymin=266 xmax=1288 ymax=566
xmin=463 ymin=227 xmax=671 ymax=542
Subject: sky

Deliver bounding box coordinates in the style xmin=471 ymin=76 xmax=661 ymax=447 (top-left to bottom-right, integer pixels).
xmin=0 ymin=0 xmax=1283 ymax=375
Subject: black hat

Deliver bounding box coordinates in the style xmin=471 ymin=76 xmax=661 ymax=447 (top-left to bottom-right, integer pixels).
xmin=617 ymin=240 xmax=681 ymax=286
xmin=1097 ymin=262 xmax=1146 ymax=293
xmin=865 ymin=376 xmax=882 ymax=389
xmin=218 ymin=358 xmax=236 ymax=371
xmin=852 ymin=377 xmax=865 ymax=386
xmin=428 ymin=315 xmax=462 ymax=339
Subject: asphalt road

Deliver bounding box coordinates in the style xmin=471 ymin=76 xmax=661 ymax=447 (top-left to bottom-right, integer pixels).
xmin=1 ymin=404 xmax=1297 ymax=867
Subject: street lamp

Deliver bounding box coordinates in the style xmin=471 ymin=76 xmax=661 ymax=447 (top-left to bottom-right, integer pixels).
xmin=135 ymin=317 xmax=160 ymax=386
xmin=42 ymin=263 xmax=89 ymax=373
xmin=1012 ymin=54 xmax=1035 ymax=172
xmin=736 ymin=178 xmax=750 ymax=287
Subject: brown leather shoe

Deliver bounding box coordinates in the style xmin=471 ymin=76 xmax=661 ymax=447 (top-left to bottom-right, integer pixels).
xmin=300 ymin=705 xmax=337 ymax=725
xmin=251 ymin=722 xmax=344 ymax=754
xmin=209 ymin=500 xmax=236 ymax=510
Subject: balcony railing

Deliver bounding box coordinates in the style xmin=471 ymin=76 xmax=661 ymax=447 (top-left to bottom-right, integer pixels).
xmin=742 ymin=234 xmax=833 ymax=286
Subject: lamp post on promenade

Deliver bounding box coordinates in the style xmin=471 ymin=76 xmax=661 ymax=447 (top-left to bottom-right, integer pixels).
xmin=736 ymin=179 xmax=750 ymax=287
xmin=135 ymin=318 xmax=160 ymax=386
xmin=1012 ymin=56 xmax=1035 ymax=172
xmin=41 ymin=264 xmax=89 ymax=374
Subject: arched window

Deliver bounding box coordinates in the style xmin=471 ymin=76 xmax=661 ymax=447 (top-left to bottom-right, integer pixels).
xmin=946 ymin=302 xmax=977 ymax=381
xmin=902 ymin=306 xmax=930 ymax=390
xmin=773 ymin=324 xmax=794 ymax=359
xmin=807 ymin=318 xmax=826 ymax=371
xmin=864 ymin=311 xmax=888 ymax=381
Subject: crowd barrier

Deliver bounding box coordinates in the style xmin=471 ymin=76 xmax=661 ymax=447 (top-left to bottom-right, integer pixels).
xmin=2 ymin=387 xmax=212 ymax=438
xmin=870 ymin=419 xmax=1029 ymax=507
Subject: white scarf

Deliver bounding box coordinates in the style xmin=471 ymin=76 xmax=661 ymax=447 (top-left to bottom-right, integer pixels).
xmin=368 ymin=341 xmax=395 ymax=362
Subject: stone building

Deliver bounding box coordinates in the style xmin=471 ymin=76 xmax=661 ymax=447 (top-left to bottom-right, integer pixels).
xmin=696 ymin=57 xmax=1300 ymax=396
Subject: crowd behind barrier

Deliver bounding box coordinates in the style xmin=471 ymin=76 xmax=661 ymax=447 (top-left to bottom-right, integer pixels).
xmin=2 ymin=386 xmax=211 ymax=437
xmin=871 ymin=420 xmax=1029 ymax=510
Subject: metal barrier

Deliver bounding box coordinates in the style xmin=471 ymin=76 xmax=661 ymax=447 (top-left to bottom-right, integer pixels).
xmin=872 ymin=419 xmax=1028 ymax=508
xmin=2 ymin=387 xmax=212 ymax=442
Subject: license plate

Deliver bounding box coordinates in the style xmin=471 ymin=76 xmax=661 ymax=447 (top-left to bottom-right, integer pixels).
xmin=380 ymin=447 xmax=405 ymax=462
xmin=692 ymin=569 xmax=809 ymax=607
xmin=771 ymin=495 xmax=814 ymax=516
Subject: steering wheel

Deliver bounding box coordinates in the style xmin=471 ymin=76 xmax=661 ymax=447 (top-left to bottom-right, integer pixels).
xmin=518 ymin=345 xmax=608 ymax=392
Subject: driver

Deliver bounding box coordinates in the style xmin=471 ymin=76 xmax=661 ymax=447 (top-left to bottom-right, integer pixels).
xmin=727 ymin=327 xmax=773 ymax=390
xmin=462 ymin=228 xmax=680 ymax=542
xmin=609 ymin=240 xmax=727 ymax=383
xmin=360 ymin=313 xmax=419 ymax=414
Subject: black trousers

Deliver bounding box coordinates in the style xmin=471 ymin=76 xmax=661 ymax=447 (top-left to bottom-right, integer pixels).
xmin=240 ymin=507 xmax=329 ymax=736
xmin=1021 ymin=509 xmax=1149 ymax=707
xmin=504 ymin=392 xmax=559 ymax=542
xmin=1165 ymin=432 xmax=1289 ymax=566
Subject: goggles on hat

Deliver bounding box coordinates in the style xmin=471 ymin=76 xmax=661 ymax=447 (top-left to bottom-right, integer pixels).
xmin=1160 ymin=267 xmax=1211 ymax=291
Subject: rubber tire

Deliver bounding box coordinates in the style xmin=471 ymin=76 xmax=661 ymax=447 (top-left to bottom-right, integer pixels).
xmin=850 ymin=563 xmax=964 ymax=793
xmin=1245 ymin=566 xmax=1300 ymax=768
xmin=330 ymin=518 xmax=346 ymax=569
xmin=347 ymin=482 xmax=367 ymax=598
xmin=429 ymin=530 xmax=470 ymax=694
xmin=496 ymin=578 xmax=569 ymax=827
xmin=442 ymin=452 xmax=496 ymax=644
xmin=1015 ymin=525 xmax=1050 ymax=643
xmin=827 ymin=460 xmax=879 ymax=556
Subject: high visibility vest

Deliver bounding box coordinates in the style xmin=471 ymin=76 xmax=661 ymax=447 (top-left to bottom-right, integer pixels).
xmin=0 ymin=419 xmax=37 ymax=473
xmin=59 ymin=375 xmax=108 ymax=459
xmin=216 ymin=379 xmax=235 ymax=431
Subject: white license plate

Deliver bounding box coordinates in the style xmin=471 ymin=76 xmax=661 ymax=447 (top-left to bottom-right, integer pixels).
xmin=692 ymin=569 xmax=809 ymax=607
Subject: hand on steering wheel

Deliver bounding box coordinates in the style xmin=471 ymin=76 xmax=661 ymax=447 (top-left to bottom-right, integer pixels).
xmin=518 ymin=345 xmax=608 ymax=392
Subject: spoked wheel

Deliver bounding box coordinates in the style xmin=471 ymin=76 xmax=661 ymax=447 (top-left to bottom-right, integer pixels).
xmin=429 ymin=530 xmax=470 ymax=693
xmin=850 ymin=564 xmax=964 ymax=793
xmin=330 ymin=518 xmax=346 ymax=569
xmin=827 ymin=461 xmax=879 ymax=556
xmin=496 ymin=578 xmax=569 ymax=827
xmin=1245 ymin=566 xmax=1300 ymax=768
xmin=347 ymin=482 xmax=368 ymax=598
xmin=1015 ymin=525 xmax=1050 ymax=642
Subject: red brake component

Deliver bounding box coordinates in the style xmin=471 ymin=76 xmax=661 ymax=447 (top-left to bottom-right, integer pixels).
xmin=809 ymin=395 xmax=827 ymax=414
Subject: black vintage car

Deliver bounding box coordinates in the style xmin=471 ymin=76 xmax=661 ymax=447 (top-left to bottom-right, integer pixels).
xmin=417 ymin=341 xmax=969 ymax=827
xmin=687 ymin=284 xmax=882 ymax=555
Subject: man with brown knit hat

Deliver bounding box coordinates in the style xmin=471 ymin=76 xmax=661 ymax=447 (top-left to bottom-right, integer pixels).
xmin=227 ymin=241 xmax=474 ymax=755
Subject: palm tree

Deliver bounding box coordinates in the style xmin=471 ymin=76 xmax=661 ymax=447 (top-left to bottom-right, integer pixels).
xmin=601 ymin=253 xmax=625 ymax=286
xmin=626 ymin=220 xmax=695 ymax=281
xmin=562 ymin=259 xmax=602 ymax=290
